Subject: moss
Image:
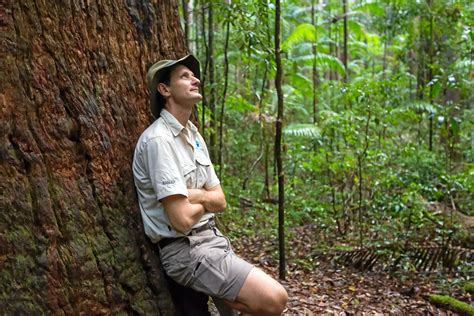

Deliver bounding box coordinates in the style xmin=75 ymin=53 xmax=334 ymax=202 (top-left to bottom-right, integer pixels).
xmin=463 ymin=282 xmax=474 ymax=294
xmin=427 ymin=294 xmax=474 ymax=316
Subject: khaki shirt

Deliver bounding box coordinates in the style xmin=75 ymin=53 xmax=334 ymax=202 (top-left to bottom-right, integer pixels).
xmin=132 ymin=110 xmax=220 ymax=242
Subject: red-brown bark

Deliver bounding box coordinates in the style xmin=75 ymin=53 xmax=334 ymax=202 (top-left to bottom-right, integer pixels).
xmin=1 ymin=1 xmax=187 ymax=314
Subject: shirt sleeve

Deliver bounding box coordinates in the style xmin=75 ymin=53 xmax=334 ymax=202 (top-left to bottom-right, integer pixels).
xmin=205 ymin=163 xmax=220 ymax=190
xmin=144 ymin=137 xmax=188 ymax=201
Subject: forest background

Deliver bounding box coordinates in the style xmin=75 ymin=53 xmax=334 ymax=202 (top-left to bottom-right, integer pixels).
xmin=183 ymin=0 xmax=473 ymax=311
xmin=184 ymin=0 xmax=473 ymax=270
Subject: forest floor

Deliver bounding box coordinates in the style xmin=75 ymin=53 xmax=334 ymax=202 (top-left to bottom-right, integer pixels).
xmin=229 ymin=225 xmax=465 ymax=315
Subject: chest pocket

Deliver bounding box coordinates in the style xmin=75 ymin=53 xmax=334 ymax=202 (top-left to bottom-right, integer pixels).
xmin=195 ymin=151 xmax=211 ymax=188
xmin=182 ymin=151 xmax=211 ymax=188
xmin=182 ymin=163 xmax=197 ymax=188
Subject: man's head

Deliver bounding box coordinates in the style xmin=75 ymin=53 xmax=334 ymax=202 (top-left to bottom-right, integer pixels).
xmin=147 ymin=55 xmax=201 ymax=118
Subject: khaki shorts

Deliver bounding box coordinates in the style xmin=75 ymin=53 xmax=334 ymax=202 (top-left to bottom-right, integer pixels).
xmin=159 ymin=226 xmax=254 ymax=301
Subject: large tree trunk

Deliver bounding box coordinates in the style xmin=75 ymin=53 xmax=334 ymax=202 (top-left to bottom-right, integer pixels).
xmin=1 ymin=1 xmax=187 ymax=314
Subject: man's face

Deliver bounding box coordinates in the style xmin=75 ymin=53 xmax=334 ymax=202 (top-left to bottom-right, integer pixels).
xmin=160 ymin=64 xmax=202 ymax=108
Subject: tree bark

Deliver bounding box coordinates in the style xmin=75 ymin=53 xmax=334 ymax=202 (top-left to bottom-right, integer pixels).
xmin=1 ymin=1 xmax=187 ymax=314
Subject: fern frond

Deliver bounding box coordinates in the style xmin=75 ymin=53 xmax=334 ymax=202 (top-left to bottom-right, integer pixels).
xmin=284 ymin=123 xmax=321 ymax=139
xmin=405 ymin=101 xmax=440 ymax=114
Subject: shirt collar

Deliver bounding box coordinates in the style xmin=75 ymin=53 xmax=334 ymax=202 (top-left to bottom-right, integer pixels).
xmin=161 ymin=109 xmax=198 ymax=137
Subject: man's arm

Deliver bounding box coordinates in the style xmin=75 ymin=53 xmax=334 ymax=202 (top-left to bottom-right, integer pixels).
xmin=160 ymin=195 xmax=205 ymax=233
xmin=187 ymin=184 xmax=226 ymax=212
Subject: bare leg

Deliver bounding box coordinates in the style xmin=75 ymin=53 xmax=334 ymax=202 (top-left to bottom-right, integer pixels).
xmin=224 ymin=267 xmax=288 ymax=316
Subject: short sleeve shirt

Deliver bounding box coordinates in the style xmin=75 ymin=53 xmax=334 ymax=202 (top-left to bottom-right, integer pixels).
xmin=132 ymin=110 xmax=220 ymax=242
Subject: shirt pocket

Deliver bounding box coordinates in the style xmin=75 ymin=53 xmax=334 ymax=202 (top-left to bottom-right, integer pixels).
xmin=182 ymin=163 xmax=196 ymax=188
xmin=195 ymin=152 xmax=211 ymax=188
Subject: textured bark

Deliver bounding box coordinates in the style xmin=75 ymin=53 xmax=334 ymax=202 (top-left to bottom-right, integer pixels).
xmin=1 ymin=0 xmax=187 ymax=314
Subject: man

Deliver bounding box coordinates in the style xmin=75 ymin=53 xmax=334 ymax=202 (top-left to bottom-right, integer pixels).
xmin=133 ymin=55 xmax=288 ymax=315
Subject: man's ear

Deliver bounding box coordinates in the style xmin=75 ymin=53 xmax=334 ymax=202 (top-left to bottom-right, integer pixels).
xmin=157 ymin=83 xmax=170 ymax=97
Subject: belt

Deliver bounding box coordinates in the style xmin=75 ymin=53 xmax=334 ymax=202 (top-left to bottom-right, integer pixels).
xmin=158 ymin=219 xmax=215 ymax=249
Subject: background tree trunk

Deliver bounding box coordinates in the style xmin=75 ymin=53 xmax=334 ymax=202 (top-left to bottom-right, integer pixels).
xmin=1 ymin=1 xmax=187 ymax=314
xmin=274 ymin=0 xmax=286 ymax=281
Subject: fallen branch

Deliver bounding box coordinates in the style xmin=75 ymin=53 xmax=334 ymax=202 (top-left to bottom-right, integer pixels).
xmin=425 ymin=294 xmax=474 ymax=316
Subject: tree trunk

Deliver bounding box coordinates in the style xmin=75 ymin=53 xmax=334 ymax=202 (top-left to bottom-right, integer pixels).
xmin=199 ymin=1 xmax=208 ymax=137
xmin=274 ymin=0 xmax=286 ymax=281
xmin=311 ymin=0 xmax=320 ymax=124
xmin=218 ymin=13 xmax=231 ymax=179
xmin=207 ymin=1 xmax=217 ymax=162
xmin=1 ymin=1 xmax=187 ymax=314
xmin=342 ymin=0 xmax=348 ymax=82
xmin=182 ymin=0 xmax=190 ymax=48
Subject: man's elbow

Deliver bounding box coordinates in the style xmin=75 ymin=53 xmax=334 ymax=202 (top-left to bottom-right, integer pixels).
xmin=220 ymin=198 xmax=227 ymax=210
xmin=214 ymin=196 xmax=227 ymax=212
xmin=170 ymin=217 xmax=194 ymax=234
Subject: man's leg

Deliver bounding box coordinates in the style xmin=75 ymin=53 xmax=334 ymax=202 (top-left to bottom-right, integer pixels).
xmin=224 ymin=267 xmax=288 ymax=316
xmin=163 ymin=271 xmax=211 ymax=316
xmin=212 ymin=297 xmax=238 ymax=316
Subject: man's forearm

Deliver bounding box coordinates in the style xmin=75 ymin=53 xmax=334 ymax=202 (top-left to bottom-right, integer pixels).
xmin=188 ymin=188 xmax=226 ymax=212
xmin=161 ymin=195 xmax=206 ymax=233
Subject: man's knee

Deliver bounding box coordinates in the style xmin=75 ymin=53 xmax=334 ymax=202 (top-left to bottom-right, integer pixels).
xmin=263 ymin=284 xmax=288 ymax=314
xmin=248 ymin=283 xmax=288 ymax=315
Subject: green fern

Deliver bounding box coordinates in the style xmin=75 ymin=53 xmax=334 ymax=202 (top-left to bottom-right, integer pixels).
xmin=284 ymin=123 xmax=321 ymax=139
xmin=405 ymin=101 xmax=440 ymax=114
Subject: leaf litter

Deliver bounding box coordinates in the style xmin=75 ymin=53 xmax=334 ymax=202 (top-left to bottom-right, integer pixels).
xmin=229 ymin=225 xmax=460 ymax=315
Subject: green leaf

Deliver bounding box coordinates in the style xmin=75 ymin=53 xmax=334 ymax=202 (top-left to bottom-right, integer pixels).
xmin=290 ymin=73 xmax=313 ymax=94
xmin=227 ymin=95 xmax=255 ymax=113
xmin=352 ymin=2 xmax=385 ymax=16
xmin=347 ymin=20 xmax=367 ymax=40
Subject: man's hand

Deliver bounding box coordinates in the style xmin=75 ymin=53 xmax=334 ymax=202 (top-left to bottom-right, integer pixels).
xmin=187 ymin=185 xmax=226 ymax=212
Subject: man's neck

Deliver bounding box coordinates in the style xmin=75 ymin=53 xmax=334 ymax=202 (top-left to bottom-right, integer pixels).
xmin=165 ymin=103 xmax=193 ymax=127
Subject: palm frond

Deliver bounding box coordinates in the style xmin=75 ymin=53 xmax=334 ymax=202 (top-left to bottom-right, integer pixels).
xmin=282 ymin=23 xmax=325 ymax=50
xmin=294 ymin=53 xmax=346 ymax=76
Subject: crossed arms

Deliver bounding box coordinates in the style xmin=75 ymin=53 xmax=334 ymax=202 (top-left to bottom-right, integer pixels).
xmin=160 ymin=185 xmax=226 ymax=233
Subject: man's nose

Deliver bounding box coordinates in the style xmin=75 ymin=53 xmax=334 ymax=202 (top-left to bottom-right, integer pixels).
xmin=192 ymin=76 xmax=200 ymax=86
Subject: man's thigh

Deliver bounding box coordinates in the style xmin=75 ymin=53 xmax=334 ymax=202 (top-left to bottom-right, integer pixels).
xmin=160 ymin=229 xmax=253 ymax=301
